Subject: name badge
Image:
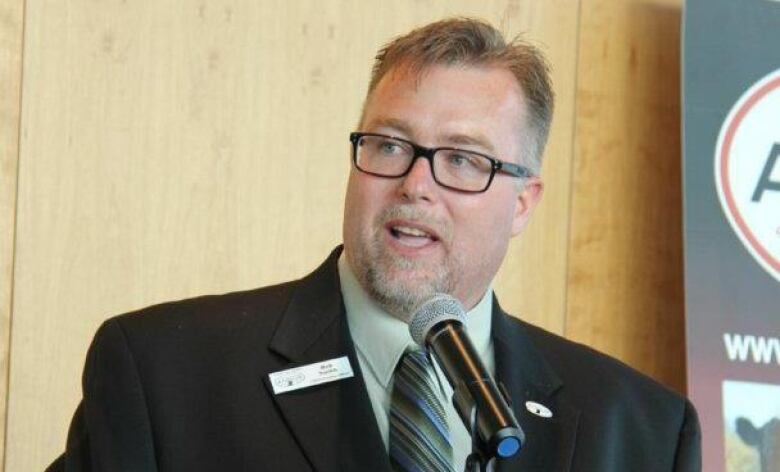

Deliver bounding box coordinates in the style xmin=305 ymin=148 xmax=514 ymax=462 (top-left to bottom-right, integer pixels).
xmin=269 ymin=356 xmax=354 ymax=394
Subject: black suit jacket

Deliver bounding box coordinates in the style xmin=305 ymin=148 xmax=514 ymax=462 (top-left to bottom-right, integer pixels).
xmin=49 ymin=248 xmax=701 ymax=471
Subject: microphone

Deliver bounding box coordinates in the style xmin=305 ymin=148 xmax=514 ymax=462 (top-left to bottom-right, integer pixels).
xmin=409 ymin=294 xmax=524 ymax=461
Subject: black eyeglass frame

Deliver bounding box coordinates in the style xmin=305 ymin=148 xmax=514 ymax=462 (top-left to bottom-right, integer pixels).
xmin=349 ymin=132 xmax=533 ymax=193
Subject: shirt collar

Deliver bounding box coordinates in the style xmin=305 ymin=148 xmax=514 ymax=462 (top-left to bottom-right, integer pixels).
xmin=338 ymin=253 xmax=493 ymax=389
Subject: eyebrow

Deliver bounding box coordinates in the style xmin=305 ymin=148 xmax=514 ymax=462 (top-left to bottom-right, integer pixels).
xmin=365 ymin=117 xmax=498 ymax=156
xmin=365 ymin=117 xmax=414 ymax=137
xmin=444 ymin=133 xmax=496 ymax=155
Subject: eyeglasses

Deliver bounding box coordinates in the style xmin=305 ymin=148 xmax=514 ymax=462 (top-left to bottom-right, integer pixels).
xmin=349 ymin=132 xmax=532 ymax=193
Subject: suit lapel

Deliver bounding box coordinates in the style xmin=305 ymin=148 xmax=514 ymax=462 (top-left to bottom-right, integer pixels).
xmin=262 ymin=249 xmax=391 ymax=472
xmin=491 ymin=302 xmax=580 ymax=472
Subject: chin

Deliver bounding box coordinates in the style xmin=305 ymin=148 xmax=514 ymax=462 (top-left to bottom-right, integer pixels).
xmin=347 ymin=236 xmax=459 ymax=319
xmin=365 ymin=263 xmax=454 ymax=321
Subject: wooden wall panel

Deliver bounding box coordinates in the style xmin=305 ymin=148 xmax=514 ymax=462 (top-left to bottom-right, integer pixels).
xmin=492 ymin=1 xmax=578 ymax=335
xmin=6 ymin=2 xmax=578 ymax=469
xmin=0 ymin=0 xmax=24 ymax=467
xmin=567 ymin=0 xmax=686 ymax=392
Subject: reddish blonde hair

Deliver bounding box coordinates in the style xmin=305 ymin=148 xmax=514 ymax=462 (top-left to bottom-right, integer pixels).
xmin=364 ymin=18 xmax=554 ymax=173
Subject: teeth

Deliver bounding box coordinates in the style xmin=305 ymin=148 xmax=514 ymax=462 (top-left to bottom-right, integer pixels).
xmin=393 ymin=225 xmax=429 ymax=237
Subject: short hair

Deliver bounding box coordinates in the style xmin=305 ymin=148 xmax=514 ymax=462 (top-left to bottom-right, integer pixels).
xmin=364 ymin=18 xmax=554 ymax=174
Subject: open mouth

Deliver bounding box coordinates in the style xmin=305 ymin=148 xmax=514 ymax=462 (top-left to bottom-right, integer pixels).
xmin=387 ymin=223 xmax=439 ymax=248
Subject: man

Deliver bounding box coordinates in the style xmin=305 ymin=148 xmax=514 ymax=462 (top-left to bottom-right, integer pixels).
xmin=50 ymin=18 xmax=701 ymax=471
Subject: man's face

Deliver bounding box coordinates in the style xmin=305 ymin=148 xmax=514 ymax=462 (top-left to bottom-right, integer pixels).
xmin=343 ymin=64 xmax=543 ymax=320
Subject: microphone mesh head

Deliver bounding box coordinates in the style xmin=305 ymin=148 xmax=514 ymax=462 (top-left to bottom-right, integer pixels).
xmin=409 ymin=294 xmax=466 ymax=346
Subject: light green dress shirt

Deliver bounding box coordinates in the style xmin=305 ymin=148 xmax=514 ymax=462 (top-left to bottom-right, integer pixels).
xmin=338 ymin=254 xmax=495 ymax=472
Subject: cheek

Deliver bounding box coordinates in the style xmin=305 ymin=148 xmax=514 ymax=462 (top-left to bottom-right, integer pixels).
xmin=451 ymin=196 xmax=516 ymax=250
xmin=343 ymin=176 xmax=362 ymax=240
xmin=344 ymin=174 xmax=384 ymax=237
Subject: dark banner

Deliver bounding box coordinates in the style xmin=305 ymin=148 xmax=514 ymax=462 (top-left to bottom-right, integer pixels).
xmin=683 ymin=0 xmax=780 ymax=470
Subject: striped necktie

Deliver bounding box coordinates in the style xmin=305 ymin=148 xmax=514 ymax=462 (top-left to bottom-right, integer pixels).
xmin=389 ymin=349 xmax=454 ymax=472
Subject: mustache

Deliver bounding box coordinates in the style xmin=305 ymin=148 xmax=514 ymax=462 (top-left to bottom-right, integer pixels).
xmin=376 ymin=205 xmax=451 ymax=241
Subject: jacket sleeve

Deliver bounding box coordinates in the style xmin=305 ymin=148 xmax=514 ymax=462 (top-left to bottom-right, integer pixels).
xmin=673 ymin=398 xmax=702 ymax=472
xmin=46 ymin=319 xmax=158 ymax=472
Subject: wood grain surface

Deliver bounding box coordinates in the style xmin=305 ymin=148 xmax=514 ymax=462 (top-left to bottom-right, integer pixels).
xmin=0 ymin=0 xmax=25 ymax=468
xmin=566 ymin=0 xmax=686 ymax=392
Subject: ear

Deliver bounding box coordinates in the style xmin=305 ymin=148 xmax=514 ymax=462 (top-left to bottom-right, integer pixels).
xmin=511 ymin=176 xmax=544 ymax=236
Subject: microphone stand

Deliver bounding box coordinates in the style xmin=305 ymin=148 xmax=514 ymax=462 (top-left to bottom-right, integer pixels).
xmin=426 ymin=350 xmax=495 ymax=472
xmin=454 ymin=380 xmax=492 ymax=472
xmin=464 ymin=412 xmax=491 ymax=472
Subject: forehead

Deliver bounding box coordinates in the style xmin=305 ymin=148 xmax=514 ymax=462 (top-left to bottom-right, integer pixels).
xmin=361 ymin=64 xmax=527 ymax=152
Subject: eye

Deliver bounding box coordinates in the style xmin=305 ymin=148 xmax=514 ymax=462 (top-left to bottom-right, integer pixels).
xmin=446 ymin=152 xmax=477 ymax=168
xmin=448 ymin=154 xmax=468 ymax=166
xmin=438 ymin=150 xmax=493 ymax=175
xmin=378 ymin=139 xmax=403 ymax=155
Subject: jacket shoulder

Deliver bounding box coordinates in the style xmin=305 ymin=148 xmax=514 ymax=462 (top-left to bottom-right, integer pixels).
xmin=507 ymin=315 xmax=685 ymax=405
xmin=92 ymin=280 xmax=300 ymax=366
xmin=501 ymin=315 xmax=701 ymax=469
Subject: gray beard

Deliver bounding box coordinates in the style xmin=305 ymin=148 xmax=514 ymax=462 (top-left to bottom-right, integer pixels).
xmin=348 ymin=207 xmax=458 ymax=322
xmin=360 ymin=247 xmax=455 ymax=323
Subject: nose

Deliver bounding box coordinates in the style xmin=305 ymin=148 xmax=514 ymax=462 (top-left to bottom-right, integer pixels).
xmin=397 ymin=155 xmax=437 ymax=202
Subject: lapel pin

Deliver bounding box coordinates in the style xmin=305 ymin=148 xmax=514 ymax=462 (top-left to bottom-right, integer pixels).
xmin=525 ymin=400 xmax=553 ymax=418
xmin=268 ymin=355 xmax=354 ymax=394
